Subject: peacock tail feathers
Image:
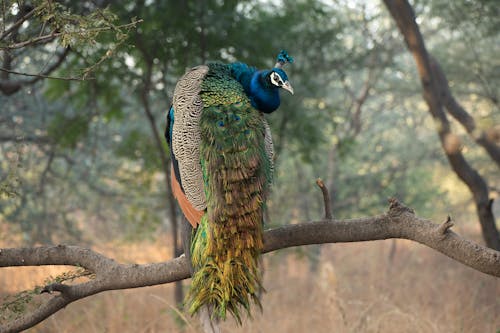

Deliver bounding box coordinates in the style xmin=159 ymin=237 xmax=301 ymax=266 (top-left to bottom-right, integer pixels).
xmin=185 ymin=63 xmax=270 ymax=322
xmin=188 ymin=215 xmax=263 ymax=323
xmin=167 ymin=52 xmax=292 ymax=324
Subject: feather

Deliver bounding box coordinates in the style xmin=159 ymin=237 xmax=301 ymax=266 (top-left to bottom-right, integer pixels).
xmin=166 ymin=52 xmax=292 ymax=324
xmin=171 ymin=167 xmax=204 ymax=228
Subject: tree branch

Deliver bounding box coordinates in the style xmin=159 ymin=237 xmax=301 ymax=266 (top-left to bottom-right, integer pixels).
xmin=0 ymin=47 xmax=73 ymax=95
xmin=0 ymin=8 xmax=36 ymax=41
xmin=316 ymin=178 xmax=333 ymax=219
xmin=1 ymin=20 xmax=141 ymax=51
xmin=429 ymin=56 xmax=500 ymax=167
xmin=0 ymin=199 xmax=499 ymax=332
xmin=0 ymin=47 xmax=72 ymax=81
xmin=0 ymin=135 xmax=50 ymax=144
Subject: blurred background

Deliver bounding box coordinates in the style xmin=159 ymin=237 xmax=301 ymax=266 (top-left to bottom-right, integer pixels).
xmin=0 ymin=0 xmax=498 ymax=332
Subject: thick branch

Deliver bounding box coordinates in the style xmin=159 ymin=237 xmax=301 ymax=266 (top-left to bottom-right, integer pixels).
xmin=0 ymin=199 xmax=499 ymax=332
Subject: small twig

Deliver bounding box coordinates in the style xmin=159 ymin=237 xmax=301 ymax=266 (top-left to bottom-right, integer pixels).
xmin=32 ymin=46 xmax=71 ymax=81
xmin=388 ymin=197 xmax=415 ymax=215
xmin=0 ymin=67 xmax=86 ymax=81
xmin=3 ymin=31 xmax=61 ymax=49
xmin=316 ymin=178 xmax=333 ymax=219
xmin=437 ymin=215 xmax=454 ymax=238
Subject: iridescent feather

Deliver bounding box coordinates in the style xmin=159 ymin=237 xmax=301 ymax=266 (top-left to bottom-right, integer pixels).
xmin=166 ymin=52 xmax=293 ymax=324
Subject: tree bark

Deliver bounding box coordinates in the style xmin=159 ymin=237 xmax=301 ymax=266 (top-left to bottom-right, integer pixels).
xmin=429 ymin=56 xmax=500 ymax=167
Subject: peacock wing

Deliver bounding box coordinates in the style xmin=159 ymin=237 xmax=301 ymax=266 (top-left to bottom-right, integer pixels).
xmin=171 ymin=65 xmax=209 ymax=226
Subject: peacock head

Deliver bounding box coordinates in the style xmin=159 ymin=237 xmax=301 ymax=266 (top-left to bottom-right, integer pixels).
xmin=268 ymin=50 xmax=294 ymax=95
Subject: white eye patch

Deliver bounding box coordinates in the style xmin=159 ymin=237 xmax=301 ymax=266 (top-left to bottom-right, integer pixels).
xmin=270 ymin=72 xmax=284 ymax=87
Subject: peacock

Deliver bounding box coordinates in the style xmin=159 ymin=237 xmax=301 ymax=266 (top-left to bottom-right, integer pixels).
xmin=165 ymin=50 xmax=294 ymax=324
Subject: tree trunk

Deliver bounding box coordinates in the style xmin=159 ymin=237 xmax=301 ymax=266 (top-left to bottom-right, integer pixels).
xmin=383 ymin=0 xmax=500 ymax=250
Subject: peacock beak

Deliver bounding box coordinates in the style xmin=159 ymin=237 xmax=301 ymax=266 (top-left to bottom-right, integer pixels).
xmin=282 ymin=81 xmax=294 ymax=95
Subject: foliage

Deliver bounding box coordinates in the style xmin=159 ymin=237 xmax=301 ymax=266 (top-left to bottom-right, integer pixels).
xmin=0 ymin=0 xmax=140 ymax=77
xmin=0 ymin=0 xmax=497 ymax=248
xmin=0 ymin=267 xmax=92 ymax=321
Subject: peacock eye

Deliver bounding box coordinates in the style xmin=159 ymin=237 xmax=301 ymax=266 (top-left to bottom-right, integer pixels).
xmin=271 ymin=72 xmax=284 ymax=87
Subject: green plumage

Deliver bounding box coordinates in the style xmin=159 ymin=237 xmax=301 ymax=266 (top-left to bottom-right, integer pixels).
xmin=186 ymin=63 xmax=272 ymax=322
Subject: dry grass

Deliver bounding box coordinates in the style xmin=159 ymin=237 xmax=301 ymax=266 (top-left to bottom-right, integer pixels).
xmin=1 ymin=234 xmax=499 ymax=333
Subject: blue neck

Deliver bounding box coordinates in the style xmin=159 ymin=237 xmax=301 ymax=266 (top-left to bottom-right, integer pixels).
xmin=248 ymin=71 xmax=280 ymax=113
xmin=231 ymin=64 xmax=280 ymax=113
